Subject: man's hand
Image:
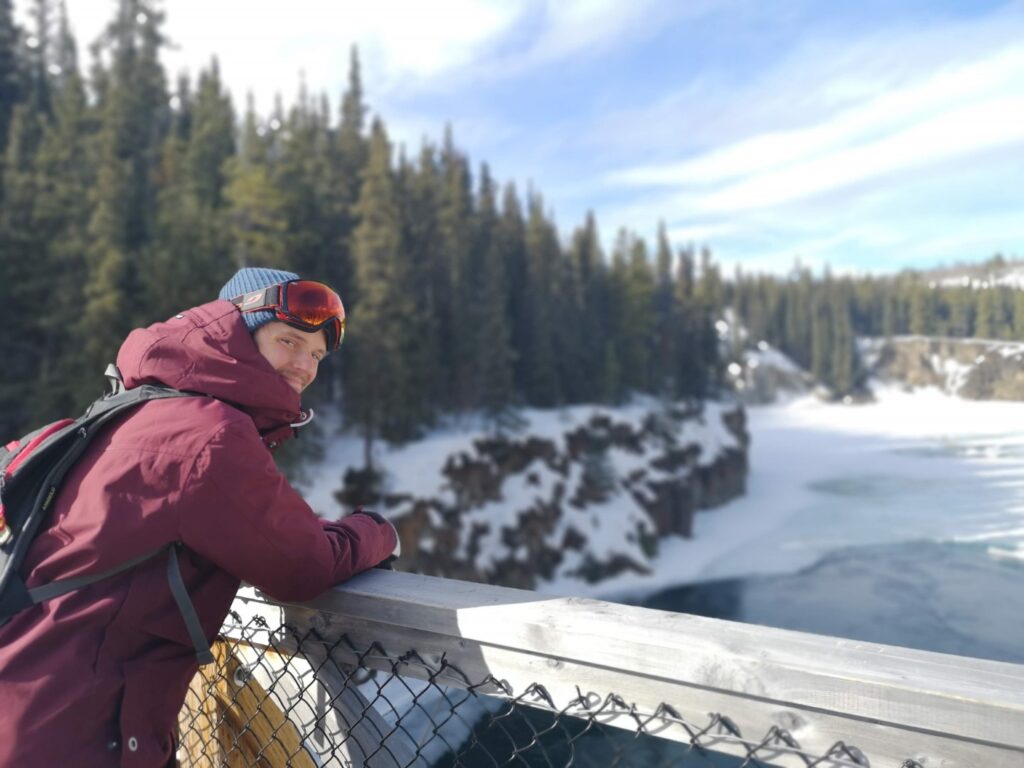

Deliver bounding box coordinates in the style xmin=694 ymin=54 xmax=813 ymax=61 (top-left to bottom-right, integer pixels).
xmin=351 ymin=507 xmax=401 ymax=568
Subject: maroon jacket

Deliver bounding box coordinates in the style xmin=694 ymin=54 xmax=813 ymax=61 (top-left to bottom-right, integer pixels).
xmin=0 ymin=300 xmax=397 ymax=767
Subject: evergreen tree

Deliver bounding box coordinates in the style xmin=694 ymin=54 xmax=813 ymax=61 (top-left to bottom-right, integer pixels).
xmin=604 ymin=229 xmax=630 ymax=403
xmin=80 ymin=0 xmax=170 ymax=377
xmin=0 ymin=0 xmax=22 ymax=163
xmin=436 ymin=126 xmax=474 ymax=410
xmin=830 ymin=288 xmax=858 ymax=395
xmin=186 ymin=59 xmax=234 ymax=209
xmin=1012 ymin=290 xmax=1024 ymax=340
xmin=222 ymin=97 xmax=288 ymax=269
xmin=471 ymin=166 xmax=517 ymax=424
xmin=948 ymin=286 xmax=973 ymax=337
xmin=880 ymin=287 xmax=899 ymax=338
xmin=651 ymin=222 xmax=676 ymax=394
xmin=909 ymin=280 xmax=935 ymax=336
xmin=565 ymin=211 xmax=605 ymax=401
xmin=396 ymin=143 xmax=444 ymax=413
xmin=621 ymin=234 xmax=655 ymax=393
xmin=146 ymin=61 xmax=234 ymax=320
xmin=810 ymin=297 xmax=832 ymax=386
xmin=28 ymin=3 xmax=93 ymax=418
xmin=522 ymin=190 xmax=560 ymax=406
xmin=346 ymin=119 xmax=419 ymax=464
xmin=497 ymin=182 xmax=530 ymax=395
xmin=975 ymin=288 xmax=998 ymax=340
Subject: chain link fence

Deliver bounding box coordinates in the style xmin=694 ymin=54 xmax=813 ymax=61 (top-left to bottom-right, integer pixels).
xmin=177 ymin=606 xmax=922 ymax=768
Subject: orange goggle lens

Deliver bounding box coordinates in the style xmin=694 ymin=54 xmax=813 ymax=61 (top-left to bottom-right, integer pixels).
xmin=232 ymin=280 xmax=347 ymax=351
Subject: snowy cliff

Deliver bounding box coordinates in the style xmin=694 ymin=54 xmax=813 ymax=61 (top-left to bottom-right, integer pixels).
xmin=305 ymin=400 xmax=749 ymax=591
xmin=863 ymin=336 xmax=1024 ymax=400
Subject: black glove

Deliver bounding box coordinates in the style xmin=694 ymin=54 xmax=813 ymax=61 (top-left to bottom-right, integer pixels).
xmin=352 ymin=507 xmax=401 ymax=569
xmin=375 ymin=555 xmax=398 ymax=571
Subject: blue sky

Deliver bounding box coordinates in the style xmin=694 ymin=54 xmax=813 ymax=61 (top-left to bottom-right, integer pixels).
xmin=46 ymin=0 xmax=1024 ymax=273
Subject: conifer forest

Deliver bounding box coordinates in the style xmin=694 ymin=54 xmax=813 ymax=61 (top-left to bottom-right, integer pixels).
xmin=0 ymin=0 xmax=1018 ymax=453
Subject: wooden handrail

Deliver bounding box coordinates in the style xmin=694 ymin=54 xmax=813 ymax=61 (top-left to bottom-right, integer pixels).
xmin=228 ymin=571 xmax=1024 ymax=768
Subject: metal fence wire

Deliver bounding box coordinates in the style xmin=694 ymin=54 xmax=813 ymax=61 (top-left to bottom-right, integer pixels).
xmin=175 ymin=607 xmax=926 ymax=768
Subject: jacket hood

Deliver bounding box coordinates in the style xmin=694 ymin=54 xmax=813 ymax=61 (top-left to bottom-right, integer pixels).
xmin=117 ymin=300 xmax=303 ymax=435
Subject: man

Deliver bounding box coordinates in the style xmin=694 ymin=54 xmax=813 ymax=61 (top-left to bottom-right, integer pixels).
xmin=0 ymin=267 xmax=399 ymax=766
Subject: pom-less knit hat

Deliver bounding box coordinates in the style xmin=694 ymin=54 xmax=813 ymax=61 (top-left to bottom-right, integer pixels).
xmin=218 ymin=267 xmax=300 ymax=336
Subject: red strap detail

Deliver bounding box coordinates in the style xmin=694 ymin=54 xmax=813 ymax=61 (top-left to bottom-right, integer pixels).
xmin=4 ymin=418 xmax=76 ymax=478
xmin=5 ymin=440 xmax=19 ymax=452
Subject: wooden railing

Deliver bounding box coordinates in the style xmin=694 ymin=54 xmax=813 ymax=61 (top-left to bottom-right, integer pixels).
xmin=194 ymin=570 xmax=1024 ymax=768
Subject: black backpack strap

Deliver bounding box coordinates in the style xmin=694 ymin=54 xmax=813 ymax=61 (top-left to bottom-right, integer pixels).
xmin=166 ymin=543 xmax=215 ymax=666
xmin=1 ymin=384 xmax=200 ymax=599
xmin=22 ymin=543 xmax=214 ymax=667
xmin=26 ymin=545 xmax=167 ymax=603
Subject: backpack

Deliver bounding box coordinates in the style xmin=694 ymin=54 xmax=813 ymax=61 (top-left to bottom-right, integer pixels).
xmin=0 ymin=366 xmax=213 ymax=664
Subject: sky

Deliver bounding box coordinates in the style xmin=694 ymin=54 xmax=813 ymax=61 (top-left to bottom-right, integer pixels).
xmin=26 ymin=0 xmax=1024 ymax=274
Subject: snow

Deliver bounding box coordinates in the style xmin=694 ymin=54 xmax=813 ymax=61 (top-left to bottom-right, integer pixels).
xmin=302 ymin=382 xmax=1024 ymax=606
xmin=538 ymin=384 xmax=1024 ymax=600
xmin=744 ymin=342 xmax=803 ymax=375
xmin=303 ymin=396 xmax=738 ymax=516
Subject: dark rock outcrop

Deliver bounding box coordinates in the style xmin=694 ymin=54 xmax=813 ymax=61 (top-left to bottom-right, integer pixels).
xmin=338 ymin=402 xmax=750 ymax=590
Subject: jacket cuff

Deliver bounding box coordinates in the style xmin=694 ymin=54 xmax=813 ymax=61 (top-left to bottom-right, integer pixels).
xmin=353 ymin=509 xmax=401 ymax=558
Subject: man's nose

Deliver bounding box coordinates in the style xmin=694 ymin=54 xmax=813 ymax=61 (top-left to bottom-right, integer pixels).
xmin=296 ymin=352 xmax=318 ymax=377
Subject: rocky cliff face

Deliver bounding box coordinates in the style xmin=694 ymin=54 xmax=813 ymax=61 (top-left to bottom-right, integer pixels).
xmin=728 ymin=342 xmax=816 ymax=404
xmin=337 ymin=402 xmax=749 ymax=590
xmin=864 ymin=336 xmax=1024 ymax=400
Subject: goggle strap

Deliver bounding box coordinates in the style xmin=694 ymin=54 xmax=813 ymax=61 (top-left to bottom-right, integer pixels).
xmin=232 ymin=285 xmax=281 ymax=313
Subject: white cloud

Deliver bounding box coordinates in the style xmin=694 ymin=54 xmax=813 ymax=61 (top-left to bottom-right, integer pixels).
xmin=46 ymin=0 xmax=692 ymax=109
xmin=45 ymin=0 xmax=523 ymax=109
xmin=609 ymin=46 xmax=1024 ymax=209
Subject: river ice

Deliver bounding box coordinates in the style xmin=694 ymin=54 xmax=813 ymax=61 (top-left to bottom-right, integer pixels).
xmin=547 ymin=384 xmax=1024 ymax=600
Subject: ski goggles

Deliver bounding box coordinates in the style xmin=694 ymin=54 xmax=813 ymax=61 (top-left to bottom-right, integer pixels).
xmin=230 ymin=280 xmax=346 ymax=351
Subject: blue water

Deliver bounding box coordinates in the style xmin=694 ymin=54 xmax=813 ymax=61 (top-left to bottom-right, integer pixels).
xmin=641 ymin=539 xmax=1024 ymax=664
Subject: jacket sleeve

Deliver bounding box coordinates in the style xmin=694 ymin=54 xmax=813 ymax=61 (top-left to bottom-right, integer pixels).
xmin=178 ymin=419 xmax=398 ymax=602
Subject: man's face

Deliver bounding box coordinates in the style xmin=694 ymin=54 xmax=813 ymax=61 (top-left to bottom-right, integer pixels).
xmin=253 ymin=321 xmax=327 ymax=394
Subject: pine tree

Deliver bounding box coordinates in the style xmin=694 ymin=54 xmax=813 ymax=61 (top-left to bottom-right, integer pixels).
xmin=975 ymin=288 xmax=998 ymax=340
xmin=810 ymin=298 xmax=832 ymax=387
xmin=146 ymin=60 xmax=235 ymax=320
xmin=909 ymin=280 xmax=935 ymax=336
xmin=396 ymin=142 xmax=444 ymax=414
xmin=186 ymin=58 xmax=234 ymax=209
xmin=651 ymin=222 xmax=676 ymax=394
xmin=623 ymin=236 xmax=655 ymax=393
xmin=28 ymin=3 xmax=93 ymax=419
xmin=522 ymin=190 xmax=560 ymax=406
xmin=0 ymin=0 xmax=56 ymax=432
xmin=222 ymin=97 xmax=289 ymax=269
xmin=346 ymin=119 xmax=419 ymax=464
xmin=471 ymin=166 xmax=517 ymax=425
xmin=673 ymin=245 xmax=706 ymax=398
xmin=0 ymin=0 xmax=22 ymax=162
xmin=565 ymin=211 xmax=605 ymax=401
xmin=437 ymin=126 xmax=475 ymax=410
xmin=604 ymin=229 xmax=630 ymax=403
xmin=80 ymin=0 xmax=170 ymax=377
xmin=830 ymin=289 xmax=857 ymax=396
xmin=327 ymin=46 xmax=369 ymax=318
xmin=497 ymin=182 xmax=530 ymax=395
xmin=1012 ymin=290 xmax=1024 ymax=340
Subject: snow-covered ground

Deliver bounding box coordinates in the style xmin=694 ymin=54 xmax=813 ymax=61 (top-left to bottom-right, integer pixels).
xmin=303 ymin=398 xmax=742 ymax=585
xmin=542 ymin=384 xmax=1024 ymax=600
xmin=302 ymin=385 xmax=1024 ymax=603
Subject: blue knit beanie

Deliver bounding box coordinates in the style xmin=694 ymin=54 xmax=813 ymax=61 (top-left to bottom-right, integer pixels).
xmin=218 ymin=267 xmax=300 ymax=335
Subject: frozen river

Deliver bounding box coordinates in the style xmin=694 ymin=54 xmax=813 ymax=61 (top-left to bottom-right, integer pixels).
xmin=583 ymin=386 xmax=1024 ymax=662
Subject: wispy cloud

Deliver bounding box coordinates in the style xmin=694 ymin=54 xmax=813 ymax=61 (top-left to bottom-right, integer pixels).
xmin=570 ymin=5 xmax=1024 ymax=270
xmin=609 ymin=47 xmax=1024 ymax=214
xmin=38 ymin=0 xmax=1024 ymax=272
